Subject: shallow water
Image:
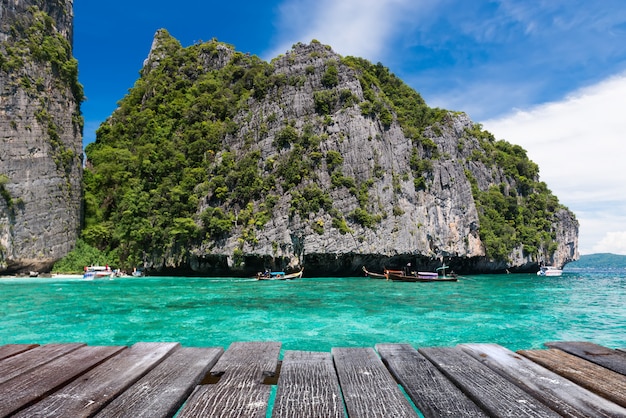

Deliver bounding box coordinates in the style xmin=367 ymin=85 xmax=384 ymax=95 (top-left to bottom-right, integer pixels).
xmin=1 ymin=271 xmax=624 ymax=352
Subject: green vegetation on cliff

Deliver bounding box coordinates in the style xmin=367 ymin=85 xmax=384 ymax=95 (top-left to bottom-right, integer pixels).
xmin=0 ymin=5 xmax=84 ymax=177
xmin=83 ymin=32 xmax=285 ymax=268
xmin=464 ymin=124 xmax=562 ymax=261
xmin=51 ymin=239 xmax=111 ymax=274
xmin=342 ymin=56 xmax=446 ymax=138
xmin=1 ymin=6 xmax=83 ymax=105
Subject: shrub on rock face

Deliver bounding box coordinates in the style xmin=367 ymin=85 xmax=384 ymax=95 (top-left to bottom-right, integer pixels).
xmin=274 ymin=126 xmax=299 ymax=149
xmin=321 ymin=63 xmax=339 ymax=88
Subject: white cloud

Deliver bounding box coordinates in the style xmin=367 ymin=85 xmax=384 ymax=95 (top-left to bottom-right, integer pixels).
xmin=268 ymin=0 xmax=425 ymax=60
xmin=575 ymin=207 xmax=626 ymax=256
xmin=482 ymin=72 xmax=626 ymax=255
xmin=593 ymin=231 xmax=626 ymax=255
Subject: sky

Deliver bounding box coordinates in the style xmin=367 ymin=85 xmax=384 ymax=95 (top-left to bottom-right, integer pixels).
xmin=73 ymin=0 xmax=626 ymax=256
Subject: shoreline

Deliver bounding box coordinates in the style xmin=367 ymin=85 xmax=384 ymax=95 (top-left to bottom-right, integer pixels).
xmin=0 ymin=273 xmax=84 ymax=280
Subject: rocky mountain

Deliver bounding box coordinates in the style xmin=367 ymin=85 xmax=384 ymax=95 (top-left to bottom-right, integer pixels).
xmin=85 ymin=31 xmax=578 ymax=276
xmin=0 ymin=0 xmax=83 ymax=274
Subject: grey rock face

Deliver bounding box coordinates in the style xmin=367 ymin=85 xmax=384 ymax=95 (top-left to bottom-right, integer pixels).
xmin=0 ymin=0 xmax=82 ymax=273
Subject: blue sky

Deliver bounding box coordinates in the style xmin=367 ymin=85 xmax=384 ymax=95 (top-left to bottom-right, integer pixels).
xmin=73 ymin=0 xmax=626 ymax=256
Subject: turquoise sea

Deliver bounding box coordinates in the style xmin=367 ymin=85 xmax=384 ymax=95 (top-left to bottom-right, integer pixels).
xmin=1 ymin=271 xmax=624 ymax=352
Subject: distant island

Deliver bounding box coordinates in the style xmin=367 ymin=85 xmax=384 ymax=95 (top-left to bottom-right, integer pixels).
xmin=564 ymin=253 xmax=626 ymax=270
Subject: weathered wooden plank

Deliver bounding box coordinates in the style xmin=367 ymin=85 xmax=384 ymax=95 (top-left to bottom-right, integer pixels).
xmin=13 ymin=342 xmax=179 ymax=418
xmin=545 ymin=341 xmax=626 ymax=375
xmin=461 ymin=343 xmax=626 ymax=418
xmin=0 ymin=344 xmax=38 ymax=361
xmin=0 ymin=343 xmax=85 ymax=384
xmin=376 ymin=344 xmax=488 ymax=417
xmin=207 ymin=340 xmax=281 ymax=377
xmin=0 ymin=345 xmax=125 ymax=417
xmin=519 ymin=348 xmax=626 ymax=408
xmin=95 ymin=346 xmax=223 ymax=418
xmin=332 ymin=347 xmax=418 ymax=418
xmin=419 ymin=346 xmax=561 ymax=418
xmin=177 ymin=341 xmax=281 ymax=418
xmin=271 ymin=351 xmax=344 ymax=418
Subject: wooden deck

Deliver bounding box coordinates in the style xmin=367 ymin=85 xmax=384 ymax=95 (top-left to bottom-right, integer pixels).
xmin=0 ymin=341 xmax=624 ymax=417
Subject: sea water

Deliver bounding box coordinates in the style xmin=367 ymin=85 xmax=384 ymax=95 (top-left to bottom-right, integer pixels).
xmin=0 ymin=271 xmax=624 ymax=352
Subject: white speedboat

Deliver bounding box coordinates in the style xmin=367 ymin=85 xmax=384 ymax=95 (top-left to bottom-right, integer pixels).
xmin=537 ymin=266 xmax=563 ymax=277
xmin=83 ymin=265 xmax=115 ymax=279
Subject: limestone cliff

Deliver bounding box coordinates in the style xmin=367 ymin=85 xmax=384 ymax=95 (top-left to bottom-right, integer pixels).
xmin=87 ymin=33 xmax=578 ymax=276
xmin=0 ymin=0 xmax=82 ymax=273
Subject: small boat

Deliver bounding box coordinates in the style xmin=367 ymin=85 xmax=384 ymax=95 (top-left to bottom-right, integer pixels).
xmin=537 ymin=266 xmax=563 ymax=277
xmin=256 ymin=268 xmax=303 ymax=281
xmin=385 ymin=268 xmax=458 ymax=282
xmin=83 ymin=265 xmax=115 ymax=280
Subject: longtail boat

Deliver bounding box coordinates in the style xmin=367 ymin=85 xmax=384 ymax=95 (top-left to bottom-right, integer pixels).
xmin=385 ymin=268 xmax=458 ymax=282
xmin=256 ymin=268 xmax=303 ymax=281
